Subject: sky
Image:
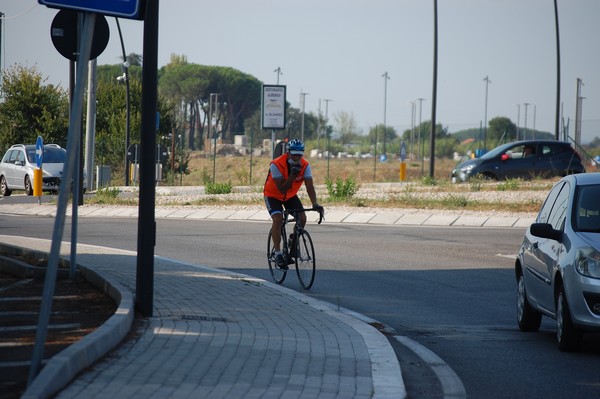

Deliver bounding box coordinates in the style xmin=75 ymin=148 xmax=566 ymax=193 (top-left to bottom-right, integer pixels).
xmin=1 ymin=0 xmax=599 ymax=144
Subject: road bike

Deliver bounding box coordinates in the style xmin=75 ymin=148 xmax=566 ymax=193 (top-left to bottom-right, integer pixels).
xmin=267 ymin=206 xmax=324 ymax=290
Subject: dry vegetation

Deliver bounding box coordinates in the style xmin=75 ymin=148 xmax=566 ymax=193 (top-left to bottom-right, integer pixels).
xmin=178 ymin=152 xmax=458 ymax=186
xmin=134 ymin=152 xmax=553 ymax=214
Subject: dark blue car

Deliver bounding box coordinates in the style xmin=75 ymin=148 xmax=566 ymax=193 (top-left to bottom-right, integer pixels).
xmin=451 ymin=140 xmax=585 ymax=182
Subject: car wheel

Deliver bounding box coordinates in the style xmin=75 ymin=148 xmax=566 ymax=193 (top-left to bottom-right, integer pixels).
xmin=556 ymin=285 xmax=582 ymax=352
xmin=0 ymin=176 xmax=11 ymax=196
xmin=517 ymin=273 xmax=542 ymax=331
xmin=24 ymin=175 xmax=33 ymax=196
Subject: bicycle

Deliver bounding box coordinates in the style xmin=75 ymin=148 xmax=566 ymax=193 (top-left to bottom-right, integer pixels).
xmin=267 ymin=206 xmax=324 ymax=290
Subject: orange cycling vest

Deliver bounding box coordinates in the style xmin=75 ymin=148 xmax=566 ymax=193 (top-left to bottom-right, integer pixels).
xmin=263 ymin=154 xmax=309 ymax=201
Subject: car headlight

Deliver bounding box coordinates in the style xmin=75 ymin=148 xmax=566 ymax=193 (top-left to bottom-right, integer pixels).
xmin=575 ymin=247 xmax=600 ymax=278
xmin=460 ymin=164 xmax=475 ymax=173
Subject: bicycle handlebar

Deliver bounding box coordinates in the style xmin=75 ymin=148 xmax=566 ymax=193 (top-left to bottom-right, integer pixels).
xmin=284 ymin=206 xmax=325 ymax=224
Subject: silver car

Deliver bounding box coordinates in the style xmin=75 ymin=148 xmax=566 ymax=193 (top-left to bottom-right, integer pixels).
xmin=516 ymin=172 xmax=600 ymax=351
xmin=0 ymin=144 xmax=66 ymax=196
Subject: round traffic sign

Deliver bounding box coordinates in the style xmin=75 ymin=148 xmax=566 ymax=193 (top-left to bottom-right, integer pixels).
xmin=50 ymin=9 xmax=110 ymax=61
xmin=35 ymin=136 xmax=44 ymax=168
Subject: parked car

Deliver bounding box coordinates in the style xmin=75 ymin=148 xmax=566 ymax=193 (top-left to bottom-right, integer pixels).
xmin=0 ymin=143 xmax=76 ymax=196
xmin=515 ymin=172 xmax=600 ymax=351
xmin=451 ymin=140 xmax=585 ymax=182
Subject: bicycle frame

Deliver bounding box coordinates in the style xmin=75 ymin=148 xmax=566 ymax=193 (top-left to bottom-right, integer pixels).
xmin=267 ymin=206 xmax=323 ymax=289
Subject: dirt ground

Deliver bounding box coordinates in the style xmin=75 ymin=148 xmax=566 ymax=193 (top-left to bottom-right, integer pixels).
xmin=0 ymin=269 xmax=116 ymax=399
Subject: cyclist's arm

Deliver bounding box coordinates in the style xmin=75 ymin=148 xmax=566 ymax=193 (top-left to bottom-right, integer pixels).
xmin=304 ymin=177 xmax=319 ymax=207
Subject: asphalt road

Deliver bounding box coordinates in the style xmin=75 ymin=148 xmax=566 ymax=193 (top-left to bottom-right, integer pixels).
xmin=1 ymin=212 xmax=599 ymax=398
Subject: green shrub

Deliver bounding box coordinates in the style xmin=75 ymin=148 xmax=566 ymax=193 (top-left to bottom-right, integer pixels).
xmin=326 ymin=176 xmax=359 ymax=200
xmin=421 ymin=175 xmax=438 ymax=186
xmin=96 ymin=186 xmax=120 ymax=199
xmin=469 ymin=176 xmax=484 ymax=192
xmin=205 ymin=181 xmax=233 ymax=194
xmin=497 ymin=178 xmax=520 ymax=191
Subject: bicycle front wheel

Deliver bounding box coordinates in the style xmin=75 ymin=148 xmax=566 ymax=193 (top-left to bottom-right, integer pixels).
xmin=267 ymin=229 xmax=287 ymax=284
xmin=295 ymin=229 xmax=316 ymax=290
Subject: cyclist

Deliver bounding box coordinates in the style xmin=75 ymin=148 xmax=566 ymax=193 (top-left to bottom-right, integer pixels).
xmin=264 ymin=138 xmax=323 ymax=270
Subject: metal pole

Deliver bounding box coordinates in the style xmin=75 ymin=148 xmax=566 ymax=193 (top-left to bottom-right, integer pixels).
xmin=28 ymin=12 xmax=95 ymax=385
xmin=324 ymin=99 xmax=332 ymax=179
xmin=382 ymin=71 xmax=390 ymax=155
xmin=410 ymin=101 xmax=415 ymax=160
xmin=136 ymin=0 xmax=159 ymax=318
xmin=300 ymin=91 xmax=308 ymax=142
xmin=429 ymin=0 xmax=438 ymax=177
xmin=523 ymin=103 xmax=529 ymax=140
xmin=483 ymin=76 xmax=491 ymax=150
xmin=516 ymin=104 xmax=520 ymax=141
xmin=212 ymin=93 xmax=219 ymax=182
xmin=554 ymin=0 xmax=561 ymax=140
xmin=116 ymin=18 xmax=131 ymax=186
xmin=417 ymin=98 xmax=424 ymax=175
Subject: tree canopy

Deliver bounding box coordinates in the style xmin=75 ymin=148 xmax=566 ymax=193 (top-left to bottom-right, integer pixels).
xmin=0 ymin=65 xmax=69 ymax=151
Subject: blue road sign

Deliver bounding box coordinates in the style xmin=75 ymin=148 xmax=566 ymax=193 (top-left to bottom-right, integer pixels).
xmin=400 ymin=141 xmax=407 ymax=162
xmin=35 ymin=136 xmax=44 ymax=168
xmin=38 ymin=0 xmax=143 ymax=19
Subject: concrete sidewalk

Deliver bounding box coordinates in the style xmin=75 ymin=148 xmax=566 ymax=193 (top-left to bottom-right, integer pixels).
xmin=0 ymin=235 xmax=404 ymax=399
xmin=0 ymin=202 xmax=536 ymax=228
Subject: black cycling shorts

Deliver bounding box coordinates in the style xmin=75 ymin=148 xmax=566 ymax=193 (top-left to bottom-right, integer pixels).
xmin=264 ymin=195 xmax=303 ymax=216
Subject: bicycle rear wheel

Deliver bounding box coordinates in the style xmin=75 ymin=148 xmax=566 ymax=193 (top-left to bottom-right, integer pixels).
xmin=267 ymin=229 xmax=287 ymax=284
xmin=295 ymin=229 xmax=316 ymax=290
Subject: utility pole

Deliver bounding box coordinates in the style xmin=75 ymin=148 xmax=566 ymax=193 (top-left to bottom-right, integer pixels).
xmin=382 ymin=71 xmax=390 ymax=155
xmin=516 ymin=104 xmax=520 ymax=140
xmin=523 ymin=103 xmax=530 ymax=140
xmin=210 ymin=92 xmax=220 ymax=183
xmin=483 ymin=75 xmax=491 ymax=150
xmin=575 ymin=78 xmax=584 ymax=148
xmin=300 ymin=91 xmax=309 ymax=142
xmin=417 ymin=98 xmax=425 ymax=175
xmin=0 ymin=12 xmax=4 ymax=74
xmin=272 ymin=67 xmax=282 ymax=158
xmin=274 ymin=66 xmax=282 ymax=84
xmin=324 ymin=99 xmax=332 ymax=179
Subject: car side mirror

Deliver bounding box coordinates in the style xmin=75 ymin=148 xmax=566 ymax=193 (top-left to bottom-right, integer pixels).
xmin=530 ymin=222 xmax=563 ymax=242
xmin=14 ymin=160 xmax=23 ymax=166
xmin=501 ymin=154 xmax=510 ymax=161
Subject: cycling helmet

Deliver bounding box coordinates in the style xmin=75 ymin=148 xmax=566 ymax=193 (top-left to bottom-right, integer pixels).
xmin=287 ymin=139 xmax=305 ymax=155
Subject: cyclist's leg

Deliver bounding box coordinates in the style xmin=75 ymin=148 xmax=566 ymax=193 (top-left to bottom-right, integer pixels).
xmin=265 ymin=197 xmax=284 ymax=251
xmin=284 ymin=196 xmax=306 ymax=227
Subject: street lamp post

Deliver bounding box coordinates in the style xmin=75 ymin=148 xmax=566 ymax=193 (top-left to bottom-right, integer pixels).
xmin=210 ymin=93 xmax=220 ymax=183
xmin=382 ymin=71 xmax=390 ymax=155
xmin=324 ymin=99 xmax=332 ymax=179
xmin=115 ymin=18 xmax=131 ymax=186
xmin=417 ymin=98 xmax=425 ymax=175
xmin=300 ymin=91 xmax=309 ymax=142
xmin=516 ymin=104 xmax=520 ymax=140
xmin=483 ymin=76 xmax=491 ymax=150
xmin=523 ymin=103 xmax=530 ymax=140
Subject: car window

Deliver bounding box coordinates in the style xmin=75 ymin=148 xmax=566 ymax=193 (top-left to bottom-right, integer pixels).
xmin=576 ymin=185 xmax=600 ymax=232
xmin=26 ymin=149 xmax=36 ymax=163
xmin=44 ymin=148 xmax=66 ymax=163
xmin=505 ymin=144 xmax=535 ymax=159
xmin=6 ymin=150 xmax=18 ymax=163
xmin=537 ymin=181 xmax=566 ymax=224
xmin=547 ymin=182 xmax=569 ymax=230
xmin=15 ymin=151 xmax=25 ymax=164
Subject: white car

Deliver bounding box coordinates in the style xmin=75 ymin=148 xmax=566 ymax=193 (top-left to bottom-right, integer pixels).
xmin=0 ymin=144 xmax=78 ymax=196
xmin=516 ymin=173 xmax=600 ymax=351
